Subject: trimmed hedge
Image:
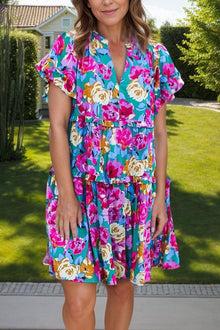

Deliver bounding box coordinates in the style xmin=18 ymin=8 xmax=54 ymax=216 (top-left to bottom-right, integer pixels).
xmin=10 ymin=30 xmax=38 ymax=119
xmin=160 ymin=26 xmax=217 ymax=100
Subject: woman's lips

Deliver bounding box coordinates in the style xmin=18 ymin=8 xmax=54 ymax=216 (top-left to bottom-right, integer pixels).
xmin=102 ymin=8 xmax=118 ymax=15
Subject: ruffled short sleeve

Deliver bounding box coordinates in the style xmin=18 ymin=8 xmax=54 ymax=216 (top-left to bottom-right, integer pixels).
xmin=153 ymin=44 xmax=184 ymax=116
xmin=35 ymin=31 xmax=77 ymax=103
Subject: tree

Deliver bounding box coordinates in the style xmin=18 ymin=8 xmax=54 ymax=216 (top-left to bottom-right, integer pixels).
xmin=0 ymin=1 xmax=25 ymax=160
xmin=146 ymin=17 xmax=159 ymax=42
xmin=180 ymin=0 xmax=220 ymax=96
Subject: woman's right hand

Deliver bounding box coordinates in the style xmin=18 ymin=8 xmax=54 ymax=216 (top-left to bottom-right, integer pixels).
xmin=55 ymin=195 xmax=83 ymax=242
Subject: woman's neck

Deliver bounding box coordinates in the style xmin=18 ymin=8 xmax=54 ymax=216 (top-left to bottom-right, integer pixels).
xmin=96 ymin=21 xmax=130 ymax=44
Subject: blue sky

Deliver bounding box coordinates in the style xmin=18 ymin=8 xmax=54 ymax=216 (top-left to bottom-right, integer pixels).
xmin=18 ymin=0 xmax=190 ymax=27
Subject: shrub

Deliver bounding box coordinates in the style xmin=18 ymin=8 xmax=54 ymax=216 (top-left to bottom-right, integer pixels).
xmin=10 ymin=30 xmax=38 ymax=119
xmin=160 ymin=26 xmax=217 ymax=100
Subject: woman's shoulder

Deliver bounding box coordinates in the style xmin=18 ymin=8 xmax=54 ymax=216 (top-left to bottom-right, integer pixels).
xmin=51 ymin=30 xmax=77 ymax=57
xmin=147 ymin=42 xmax=169 ymax=54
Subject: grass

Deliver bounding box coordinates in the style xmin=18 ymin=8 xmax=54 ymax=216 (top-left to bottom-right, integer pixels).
xmin=0 ymin=106 xmax=220 ymax=283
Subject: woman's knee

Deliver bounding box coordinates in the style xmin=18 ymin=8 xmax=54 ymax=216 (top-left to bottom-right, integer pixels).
xmin=106 ymin=279 xmax=134 ymax=302
xmin=64 ymin=295 xmax=95 ymax=320
xmin=61 ymin=281 xmax=96 ymax=320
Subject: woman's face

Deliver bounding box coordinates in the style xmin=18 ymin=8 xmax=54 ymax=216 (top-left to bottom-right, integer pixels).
xmin=87 ymin=0 xmax=130 ymax=28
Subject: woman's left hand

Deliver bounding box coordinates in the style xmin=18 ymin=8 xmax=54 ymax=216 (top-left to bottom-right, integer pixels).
xmin=151 ymin=197 xmax=168 ymax=240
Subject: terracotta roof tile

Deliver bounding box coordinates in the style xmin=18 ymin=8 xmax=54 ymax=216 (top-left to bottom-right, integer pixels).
xmin=0 ymin=5 xmax=76 ymax=27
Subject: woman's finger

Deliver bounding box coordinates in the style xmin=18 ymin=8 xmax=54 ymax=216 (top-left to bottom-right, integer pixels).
xmin=77 ymin=207 xmax=83 ymax=227
xmin=63 ymin=218 xmax=70 ymax=242
xmin=151 ymin=212 xmax=156 ymax=236
xmin=59 ymin=219 xmax=64 ymax=241
xmin=70 ymin=218 xmax=77 ymax=239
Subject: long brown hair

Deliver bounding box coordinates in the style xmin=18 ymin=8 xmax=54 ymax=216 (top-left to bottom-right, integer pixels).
xmin=71 ymin=0 xmax=151 ymax=58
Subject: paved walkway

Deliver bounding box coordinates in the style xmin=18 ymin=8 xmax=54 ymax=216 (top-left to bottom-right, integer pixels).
xmin=171 ymin=97 xmax=220 ymax=112
xmin=0 ymin=282 xmax=220 ymax=330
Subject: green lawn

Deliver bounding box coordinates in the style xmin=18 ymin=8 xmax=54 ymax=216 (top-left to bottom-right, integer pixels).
xmin=0 ymin=105 xmax=219 ymax=283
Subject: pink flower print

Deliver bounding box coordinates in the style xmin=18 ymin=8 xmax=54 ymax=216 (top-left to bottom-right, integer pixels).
xmin=79 ymin=101 xmax=95 ymax=117
xmin=131 ymin=251 xmax=137 ymax=269
xmin=69 ymin=237 xmax=85 ymax=254
xmin=61 ymin=52 xmax=77 ymax=69
xmin=86 ymin=183 xmax=94 ymax=205
xmin=87 ymin=165 xmax=98 ymax=181
xmin=84 ymin=136 xmax=92 ymax=155
xmin=119 ymin=99 xmax=134 ymax=120
xmin=73 ymin=178 xmax=83 ymax=195
xmin=169 ymin=77 xmax=183 ymax=92
xmin=100 ymin=227 xmax=109 ymax=246
xmin=145 ymin=108 xmax=153 ymax=127
xmin=46 ymin=185 xmax=54 ymax=200
xmin=97 ymin=183 xmax=108 ymax=209
xmin=46 ymin=199 xmax=57 ymax=225
xmin=91 ymin=127 xmax=101 ymax=148
xmin=156 ymin=44 xmax=167 ymax=52
xmin=108 ymin=187 xmax=125 ymax=208
xmin=94 ymin=260 xmax=101 ymax=281
xmin=126 ymin=234 xmax=132 ymax=249
xmin=108 ymin=207 xmax=120 ymax=223
xmin=62 ymin=69 xmax=76 ymax=93
xmin=98 ymin=63 xmax=112 ymax=80
xmin=76 ymin=86 xmax=84 ymax=104
xmin=78 ymin=56 xmax=97 ymax=73
xmin=155 ymin=97 xmax=164 ymax=111
xmin=109 ymin=274 xmax=117 ymax=285
xmin=170 ymin=232 xmax=178 ymax=251
xmin=162 ymin=63 xmax=175 ymax=79
xmin=49 ymin=227 xmax=66 ymax=248
xmin=76 ymin=153 xmax=88 ymax=172
xmin=40 ymin=62 xmax=55 ymax=81
xmin=129 ymin=65 xmax=143 ymax=79
xmin=88 ymin=202 xmax=98 ymax=225
xmin=90 ymin=227 xmax=99 ymax=246
xmin=133 ymin=133 xmax=148 ymax=150
xmin=102 ymin=104 xmax=119 ymax=121
xmin=137 ymin=203 xmax=149 ymax=225
xmin=115 ymin=128 xmax=132 ymax=150
xmin=106 ymin=160 xmax=123 ymax=178
xmin=146 ymin=50 xmax=153 ymax=69
xmin=53 ymin=34 xmax=65 ymax=55
xmin=163 ymin=260 xmax=179 ymax=269
xmin=77 ymin=116 xmax=86 ymax=128
xmin=115 ymin=249 xmax=126 ymax=264
xmin=142 ymin=68 xmax=151 ymax=84
xmin=161 ymin=88 xmax=172 ymax=102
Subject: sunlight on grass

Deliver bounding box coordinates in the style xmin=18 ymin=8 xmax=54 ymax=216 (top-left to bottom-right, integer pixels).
xmin=0 ymin=106 xmax=219 ymax=283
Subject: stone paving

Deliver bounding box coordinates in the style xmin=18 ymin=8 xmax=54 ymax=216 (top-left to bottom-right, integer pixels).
xmin=171 ymin=97 xmax=220 ymax=112
xmin=0 ymin=282 xmax=220 ymax=298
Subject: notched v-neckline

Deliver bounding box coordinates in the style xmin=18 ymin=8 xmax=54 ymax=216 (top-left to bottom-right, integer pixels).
xmin=108 ymin=43 xmax=128 ymax=85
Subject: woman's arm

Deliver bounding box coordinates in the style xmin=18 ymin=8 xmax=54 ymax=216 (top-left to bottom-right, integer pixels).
xmin=48 ymin=82 xmax=82 ymax=241
xmin=151 ymin=103 xmax=168 ymax=239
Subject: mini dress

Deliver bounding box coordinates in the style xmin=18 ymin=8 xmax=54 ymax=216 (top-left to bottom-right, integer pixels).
xmin=35 ymin=29 xmax=184 ymax=285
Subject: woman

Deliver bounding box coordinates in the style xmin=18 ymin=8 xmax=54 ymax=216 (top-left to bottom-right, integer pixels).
xmin=35 ymin=0 xmax=184 ymax=329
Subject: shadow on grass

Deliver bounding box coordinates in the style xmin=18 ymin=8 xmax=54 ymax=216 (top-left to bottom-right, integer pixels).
xmin=166 ymin=107 xmax=183 ymax=137
xmin=0 ymin=119 xmax=219 ymax=283
xmin=0 ymin=166 xmax=219 ymax=282
xmin=152 ymin=179 xmax=220 ymax=283
xmin=24 ymin=120 xmax=50 ymax=154
xmin=0 ymin=159 xmax=52 ymax=281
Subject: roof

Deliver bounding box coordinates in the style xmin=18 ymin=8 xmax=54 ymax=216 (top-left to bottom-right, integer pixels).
xmin=0 ymin=5 xmax=77 ymax=28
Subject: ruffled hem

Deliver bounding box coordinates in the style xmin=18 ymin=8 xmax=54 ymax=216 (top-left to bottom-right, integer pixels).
xmin=43 ymin=176 xmax=180 ymax=286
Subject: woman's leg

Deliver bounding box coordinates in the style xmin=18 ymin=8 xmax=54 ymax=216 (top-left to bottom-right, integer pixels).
xmin=104 ymin=278 xmax=135 ymax=330
xmin=61 ymin=280 xmax=97 ymax=330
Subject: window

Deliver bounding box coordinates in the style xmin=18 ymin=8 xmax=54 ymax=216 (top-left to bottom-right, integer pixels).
xmin=62 ymin=18 xmax=71 ymax=28
xmin=45 ymin=36 xmax=51 ymax=49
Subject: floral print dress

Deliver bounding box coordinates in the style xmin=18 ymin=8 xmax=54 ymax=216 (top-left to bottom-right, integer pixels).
xmin=35 ymin=30 xmax=184 ymax=285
